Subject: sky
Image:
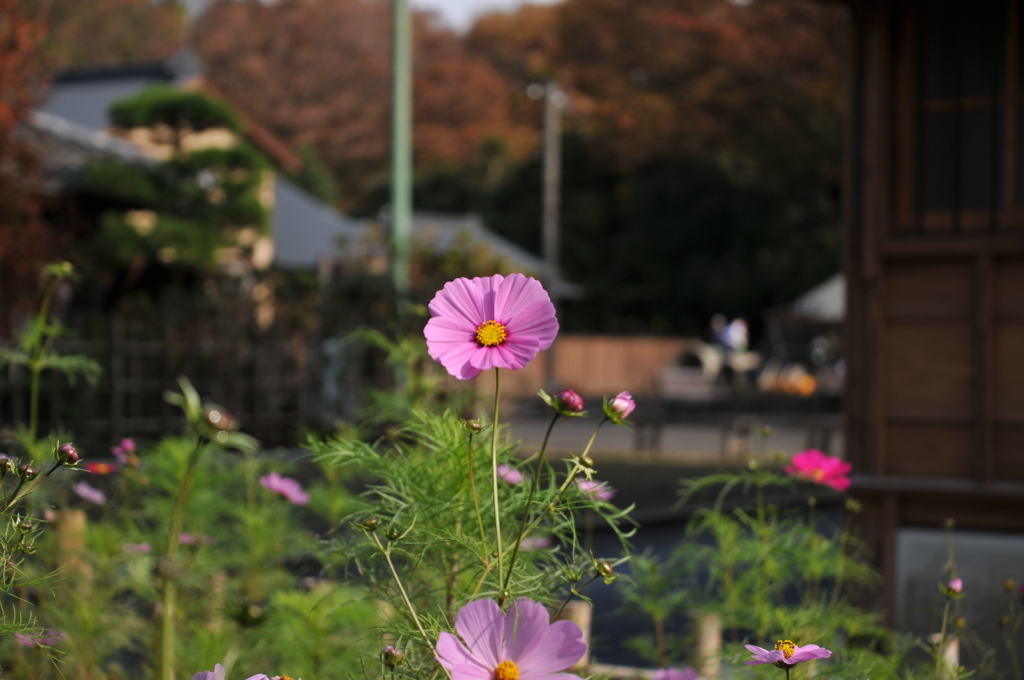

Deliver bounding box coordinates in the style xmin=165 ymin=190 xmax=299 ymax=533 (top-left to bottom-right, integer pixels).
xmin=413 ymin=0 xmax=561 ymax=31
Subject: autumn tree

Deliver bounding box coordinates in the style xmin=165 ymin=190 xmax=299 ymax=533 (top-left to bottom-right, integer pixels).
xmin=193 ymin=0 xmax=526 ymax=208
xmin=31 ymin=0 xmax=185 ymax=71
xmin=0 ymin=0 xmax=52 ymax=334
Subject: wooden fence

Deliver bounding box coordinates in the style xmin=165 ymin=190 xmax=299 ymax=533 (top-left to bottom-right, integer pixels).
xmin=0 ymin=298 xmax=316 ymax=452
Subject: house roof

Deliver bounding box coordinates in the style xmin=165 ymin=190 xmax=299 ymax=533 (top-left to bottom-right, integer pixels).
xmin=24 ymin=111 xmax=152 ymax=191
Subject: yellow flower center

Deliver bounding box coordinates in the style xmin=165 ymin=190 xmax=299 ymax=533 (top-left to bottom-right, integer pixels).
xmin=774 ymin=639 xmax=796 ymax=659
xmin=812 ymin=469 xmax=825 ymax=481
xmin=475 ymin=320 xmax=508 ymax=347
xmin=494 ymin=660 xmax=520 ymax=680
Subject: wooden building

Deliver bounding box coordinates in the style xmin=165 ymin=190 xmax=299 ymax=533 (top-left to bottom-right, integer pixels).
xmin=845 ymin=0 xmax=1024 ymax=617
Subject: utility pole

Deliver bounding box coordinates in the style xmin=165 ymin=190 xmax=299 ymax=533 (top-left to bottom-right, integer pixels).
xmin=541 ymin=81 xmax=565 ymax=289
xmin=540 ymin=81 xmax=565 ymax=390
xmin=391 ymin=0 xmax=412 ymax=302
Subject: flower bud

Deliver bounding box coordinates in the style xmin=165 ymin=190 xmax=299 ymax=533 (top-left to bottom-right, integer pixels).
xmin=57 ymin=443 xmax=80 ymax=465
xmin=605 ymin=391 xmax=636 ymax=422
xmin=1006 ymin=578 xmax=1017 ymax=593
xmin=556 ymin=389 xmax=584 ymax=413
xmin=383 ymin=645 xmax=405 ymax=668
xmin=356 ymin=516 xmax=380 ymax=531
xmin=581 ymin=454 xmax=594 ymax=468
xmin=0 ymin=457 xmax=17 ymax=478
xmin=18 ymin=464 xmax=38 ymax=480
xmin=385 ymin=527 xmax=401 ymax=542
xmin=954 ymin=616 xmax=967 ymax=629
xmin=18 ymin=520 xmax=32 ymax=533
xmin=948 ymin=577 xmax=963 ymax=594
xmin=204 ymin=406 xmax=237 ymax=432
xmin=464 ymin=419 xmax=483 ymax=433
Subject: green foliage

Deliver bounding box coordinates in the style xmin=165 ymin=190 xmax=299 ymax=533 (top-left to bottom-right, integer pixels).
xmin=110 ymin=85 xmax=240 ymax=133
xmin=310 ymin=408 xmax=635 ymax=678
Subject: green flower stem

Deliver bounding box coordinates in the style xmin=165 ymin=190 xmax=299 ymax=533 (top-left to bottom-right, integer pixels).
xmin=554 ymin=573 xmax=599 ymax=619
xmin=785 ymin=667 xmax=791 ymax=680
xmin=518 ymin=419 xmax=606 ymax=543
xmin=936 ymin=599 xmax=951 ymax=676
xmin=369 ymin=531 xmax=449 ymax=676
xmin=502 ymin=411 xmax=560 ymax=595
xmin=466 ymin=429 xmax=486 ymax=547
xmin=490 ymin=368 xmax=504 ymax=599
xmin=157 ymin=436 xmax=206 ymax=680
xmin=27 ymin=279 xmax=59 ymax=443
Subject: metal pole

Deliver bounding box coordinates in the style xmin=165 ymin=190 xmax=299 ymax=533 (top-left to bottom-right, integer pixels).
xmin=391 ymin=0 xmax=412 ymax=300
xmin=541 ymin=81 xmax=564 ymax=389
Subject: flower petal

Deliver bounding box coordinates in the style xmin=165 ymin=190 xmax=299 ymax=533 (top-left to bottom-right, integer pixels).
xmin=455 ymin=599 xmax=505 ymax=668
xmin=506 ymin=299 xmax=558 ymax=351
xmin=429 ymin=277 xmax=488 ymax=328
xmin=790 ymin=644 xmax=832 ymax=662
xmin=503 ymin=598 xmax=552 ymax=661
xmin=437 ymin=631 xmax=489 ymax=674
xmin=469 ymin=346 xmax=497 ymax=371
xmin=433 ymin=341 xmax=483 ymax=381
xmin=491 ymin=336 xmax=541 ymax=371
xmin=514 ymin=620 xmax=586 ymax=677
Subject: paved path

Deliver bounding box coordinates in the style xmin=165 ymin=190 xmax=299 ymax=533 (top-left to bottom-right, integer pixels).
xmin=506 ymin=415 xmax=844 ymax=465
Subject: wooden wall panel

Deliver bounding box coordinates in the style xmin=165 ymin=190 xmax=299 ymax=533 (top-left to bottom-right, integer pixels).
xmin=884 ymin=423 xmax=973 ymax=476
xmin=994 ymin=322 xmax=1024 ymax=421
xmin=994 ymin=258 xmax=1024 ymax=316
xmin=995 ymin=424 xmax=1024 ymax=478
xmin=884 ymin=322 xmax=973 ymax=418
xmin=885 ymin=261 xmax=973 ymax=317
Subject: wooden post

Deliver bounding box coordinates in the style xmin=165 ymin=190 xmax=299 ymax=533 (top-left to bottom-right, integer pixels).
xmin=695 ymin=611 xmax=722 ymax=679
xmin=558 ymin=600 xmax=592 ymax=670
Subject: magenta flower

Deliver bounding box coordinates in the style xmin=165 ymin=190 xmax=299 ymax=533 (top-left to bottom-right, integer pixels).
xmin=497 ymin=464 xmax=525 ymax=485
xmin=72 ymin=481 xmax=106 ymax=505
xmin=745 ymin=640 xmax=832 ymax=667
xmin=259 ymin=472 xmax=310 ymax=505
xmin=424 ymin=273 xmax=558 ymax=380
xmin=654 ymin=669 xmax=699 ymax=680
xmin=785 ymin=450 xmax=852 ymax=492
xmin=556 ymin=389 xmax=585 ymax=413
xmin=14 ymin=629 xmax=64 ymax=647
xmin=575 ymin=478 xmax=615 ymax=501
xmin=111 ymin=438 xmax=135 ymax=463
xmin=948 ymin=577 xmax=963 ymax=593
xmin=437 ymin=597 xmax=587 ymax=680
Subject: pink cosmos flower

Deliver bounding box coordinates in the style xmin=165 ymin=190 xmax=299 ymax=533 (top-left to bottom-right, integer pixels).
xmin=122 ymin=542 xmax=152 ymax=554
xmin=745 ymin=640 xmax=832 ymax=667
xmin=519 ymin=535 xmax=551 ymax=551
xmin=785 ymin=450 xmax=852 ymax=492
xmin=111 ymin=438 xmax=135 ymax=463
xmin=948 ymin=577 xmax=963 ymax=594
xmin=575 ymin=479 xmax=615 ymax=501
xmin=14 ymin=629 xmax=64 ymax=647
xmin=72 ymin=481 xmax=106 ymax=505
xmin=424 ymin=273 xmax=558 ymax=380
xmin=497 ymin=464 xmax=525 ymax=485
xmin=179 ymin=532 xmax=212 ymax=546
xmin=85 ymin=461 xmax=118 ymax=475
xmin=437 ymin=597 xmax=587 ymax=680
xmin=192 ymin=664 xmax=268 ymax=680
xmin=654 ymin=668 xmax=699 ymax=680
xmin=608 ymin=391 xmax=636 ymax=420
xmin=259 ymin=472 xmax=310 ymax=505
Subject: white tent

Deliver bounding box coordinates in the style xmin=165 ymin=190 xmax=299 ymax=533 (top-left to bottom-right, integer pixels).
xmin=790 ymin=274 xmax=844 ymax=323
